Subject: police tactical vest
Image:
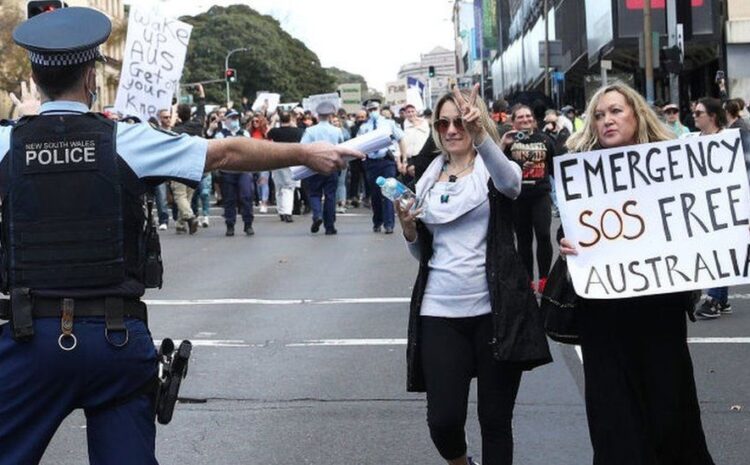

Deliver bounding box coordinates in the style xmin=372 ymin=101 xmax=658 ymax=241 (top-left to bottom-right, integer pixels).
xmin=2 ymin=113 xmax=156 ymax=293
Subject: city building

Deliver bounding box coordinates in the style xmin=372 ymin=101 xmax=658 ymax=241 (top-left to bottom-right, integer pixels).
xmin=396 ymin=46 xmax=456 ymax=109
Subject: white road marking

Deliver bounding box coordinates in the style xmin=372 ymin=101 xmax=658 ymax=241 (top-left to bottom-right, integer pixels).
xmin=144 ymin=297 xmax=410 ymax=306
xmin=286 ymin=338 xmax=407 ymax=347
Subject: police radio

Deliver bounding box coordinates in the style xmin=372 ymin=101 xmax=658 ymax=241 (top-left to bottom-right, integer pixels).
xmin=27 ymin=1 xmax=67 ymax=19
xmin=143 ymin=196 xmax=163 ymax=289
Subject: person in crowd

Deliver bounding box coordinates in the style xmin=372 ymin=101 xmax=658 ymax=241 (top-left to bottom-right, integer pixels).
xmin=662 ymin=103 xmax=691 ymax=137
xmin=504 ymin=104 xmax=556 ymax=292
xmin=241 ymin=96 xmax=252 ymax=112
xmin=396 ymin=84 xmax=551 ymax=465
xmin=559 ymin=82 xmax=716 ymax=465
xmin=249 ymin=115 xmax=271 ymax=213
xmin=151 ymin=109 xmax=174 ymax=230
xmin=561 ymin=105 xmax=584 ymax=132
xmin=331 ymin=114 xmax=351 ymax=213
xmin=170 ymin=98 xmax=208 ymax=234
xmin=347 ymin=109 xmax=370 ymax=208
xmin=692 ymin=97 xmax=731 ymax=319
xmin=214 ymin=109 xmax=256 ymax=236
xmin=358 ymin=98 xmax=407 ymax=234
xmin=401 ymin=104 xmax=431 ymax=177
xmin=268 ymin=111 xmax=304 ymax=222
xmin=491 ymin=99 xmax=512 ymax=136
xmin=301 ymin=113 xmax=315 ymax=128
xmin=725 ymin=98 xmax=750 ymax=131
xmin=301 ymin=102 xmax=344 ymax=235
xmin=542 ymin=109 xmax=570 ymax=218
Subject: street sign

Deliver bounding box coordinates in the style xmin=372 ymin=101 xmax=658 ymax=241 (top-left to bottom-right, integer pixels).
xmin=538 ymin=40 xmax=563 ymax=68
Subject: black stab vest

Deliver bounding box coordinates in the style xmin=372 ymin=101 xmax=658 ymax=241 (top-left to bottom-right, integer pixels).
xmin=1 ymin=113 xmax=153 ymax=295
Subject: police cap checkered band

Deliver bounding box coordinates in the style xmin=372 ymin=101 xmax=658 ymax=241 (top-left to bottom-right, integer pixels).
xmin=28 ymin=48 xmax=102 ymax=67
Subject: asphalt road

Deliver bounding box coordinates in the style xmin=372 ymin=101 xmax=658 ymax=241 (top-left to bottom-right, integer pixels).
xmin=40 ymin=210 xmax=749 ymax=465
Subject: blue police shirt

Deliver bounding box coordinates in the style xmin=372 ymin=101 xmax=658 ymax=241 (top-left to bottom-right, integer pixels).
xmin=356 ymin=114 xmax=404 ymax=159
xmin=0 ymin=101 xmax=208 ymax=186
xmin=300 ymin=121 xmax=344 ymax=145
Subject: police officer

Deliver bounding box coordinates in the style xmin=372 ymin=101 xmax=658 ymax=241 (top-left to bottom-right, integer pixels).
xmin=213 ymin=109 xmax=256 ymax=236
xmin=357 ymin=99 xmax=407 ymax=234
xmin=0 ymin=8 xmax=359 ymax=465
xmin=300 ymin=101 xmax=344 ymax=235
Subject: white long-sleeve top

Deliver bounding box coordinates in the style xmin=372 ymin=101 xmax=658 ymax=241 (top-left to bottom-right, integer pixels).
xmin=407 ymin=136 xmax=521 ymax=318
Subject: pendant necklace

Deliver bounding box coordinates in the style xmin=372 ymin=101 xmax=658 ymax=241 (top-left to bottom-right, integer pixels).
xmin=440 ymin=159 xmax=475 ymax=203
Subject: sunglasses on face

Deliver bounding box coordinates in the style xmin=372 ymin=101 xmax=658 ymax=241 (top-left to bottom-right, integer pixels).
xmin=664 ymin=109 xmax=679 ymax=115
xmin=692 ymin=110 xmax=705 ymax=117
xmin=433 ymin=117 xmax=465 ymax=133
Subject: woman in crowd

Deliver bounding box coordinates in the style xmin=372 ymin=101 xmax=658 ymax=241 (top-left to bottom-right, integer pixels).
xmin=249 ymin=115 xmax=272 ymax=213
xmin=560 ymin=82 xmax=715 ymax=465
xmin=503 ymin=104 xmax=557 ymax=292
xmin=693 ymin=97 xmax=731 ymax=320
xmin=724 ymin=98 xmax=749 ymax=131
xmin=396 ymin=84 xmax=551 ymax=465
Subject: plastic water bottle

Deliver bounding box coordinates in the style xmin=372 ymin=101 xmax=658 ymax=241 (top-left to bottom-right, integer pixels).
xmin=376 ymin=176 xmax=422 ymax=214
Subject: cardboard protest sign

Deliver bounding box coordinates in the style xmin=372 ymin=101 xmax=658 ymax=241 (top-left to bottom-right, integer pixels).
xmin=555 ymin=130 xmax=750 ymax=299
xmin=303 ymin=93 xmax=341 ymax=113
xmin=252 ymin=93 xmax=280 ymax=113
xmin=114 ymin=4 xmax=192 ymax=121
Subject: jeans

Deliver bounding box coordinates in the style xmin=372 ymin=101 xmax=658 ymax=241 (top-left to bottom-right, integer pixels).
xmin=256 ymin=171 xmax=270 ymax=203
xmin=153 ymin=183 xmax=169 ymax=225
xmin=707 ymin=287 xmax=729 ymax=305
xmin=365 ymin=158 xmax=396 ymax=229
xmin=191 ymin=174 xmax=212 ymax=217
xmin=336 ymin=167 xmax=348 ymax=203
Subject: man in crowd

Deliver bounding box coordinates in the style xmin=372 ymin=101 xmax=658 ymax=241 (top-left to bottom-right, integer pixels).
xmin=400 ymin=103 xmax=430 ymax=177
xmin=154 ymin=109 xmax=174 ymax=230
xmin=214 ymin=110 xmax=255 ymax=236
xmin=300 ymin=102 xmax=344 ymax=235
xmin=348 ymin=109 xmax=370 ymax=208
xmin=267 ymin=111 xmax=304 ymax=223
xmin=357 ymin=99 xmax=406 ymax=234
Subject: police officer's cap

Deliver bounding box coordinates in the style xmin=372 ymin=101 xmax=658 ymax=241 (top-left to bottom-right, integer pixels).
xmin=363 ymin=99 xmax=381 ymax=111
xmin=225 ymin=109 xmax=240 ymax=119
xmin=315 ymin=101 xmax=337 ymax=116
xmin=13 ymin=7 xmax=111 ymax=67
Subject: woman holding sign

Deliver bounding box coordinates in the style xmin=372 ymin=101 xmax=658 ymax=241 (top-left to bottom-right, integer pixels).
xmin=559 ymin=82 xmax=715 ymax=465
xmin=396 ymin=84 xmax=551 ymax=465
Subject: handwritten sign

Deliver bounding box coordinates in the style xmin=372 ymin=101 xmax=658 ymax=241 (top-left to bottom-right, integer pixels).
xmin=302 ymin=93 xmax=341 ymax=113
xmin=555 ymin=130 xmax=750 ymax=298
xmin=114 ymin=5 xmax=192 ymax=121
xmin=252 ymin=93 xmax=280 ymax=114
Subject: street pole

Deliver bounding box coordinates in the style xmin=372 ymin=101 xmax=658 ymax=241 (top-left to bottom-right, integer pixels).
xmin=644 ymin=0 xmax=654 ymax=103
xmin=544 ymin=0 xmax=550 ymax=97
xmin=479 ymin=25 xmax=485 ymax=102
xmin=666 ymin=0 xmax=680 ymax=105
xmin=225 ymin=47 xmax=249 ymax=107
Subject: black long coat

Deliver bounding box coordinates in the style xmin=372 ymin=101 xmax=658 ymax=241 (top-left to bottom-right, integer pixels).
xmin=406 ymin=180 xmax=552 ymax=392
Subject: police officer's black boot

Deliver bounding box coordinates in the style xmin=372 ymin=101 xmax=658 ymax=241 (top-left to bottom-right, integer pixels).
xmin=244 ymin=223 xmax=255 ymax=236
xmin=226 ymin=224 xmax=235 ymax=237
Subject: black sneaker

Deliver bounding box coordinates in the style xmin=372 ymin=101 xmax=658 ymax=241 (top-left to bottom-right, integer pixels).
xmin=325 ymin=228 xmax=337 ymax=235
xmin=373 ymin=225 xmax=382 ymax=233
xmin=384 ymin=227 xmax=394 ymax=234
xmin=188 ymin=217 xmax=199 ymax=235
xmin=244 ymin=224 xmax=255 ymax=236
xmin=225 ymin=224 xmax=235 ymax=237
xmin=695 ymin=298 xmax=721 ymax=320
xmin=311 ymin=218 xmax=323 ymax=233
xmin=716 ymin=301 xmax=733 ymax=314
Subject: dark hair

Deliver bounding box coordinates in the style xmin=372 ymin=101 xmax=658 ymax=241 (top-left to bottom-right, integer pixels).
xmin=492 ymin=99 xmax=508 ymax=113
xmin=31 ymin=60 xmax=94 ymax=99
xmin=724 ymin=99 xmax=743 ymax=119
xmin=279 ymin=111 xmax=292 ymax=124
xmin=510 ymin=104 xmax=532 ymax=121
xmin=698 ymin=97 xmax=727 ymax=128
xmin=177 ymin=104 xmax=191 ymax=122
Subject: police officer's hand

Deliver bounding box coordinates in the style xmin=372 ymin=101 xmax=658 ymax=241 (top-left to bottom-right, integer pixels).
xmin=452 ymin=83 xmax=487 ymax=146
xmin=395 ymin=198 xmax=422 ymax=243
xmin=303 ymin=142 xmax=364 ymax=175
xmin=9 ymin=80 xmax=40 ymax=117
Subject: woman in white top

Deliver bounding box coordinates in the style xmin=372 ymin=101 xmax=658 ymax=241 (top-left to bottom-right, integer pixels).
xmin=396 ymin=85 xmax=551 ymax=465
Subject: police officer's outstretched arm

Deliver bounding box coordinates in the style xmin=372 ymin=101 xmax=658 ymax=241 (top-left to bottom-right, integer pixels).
xmin=205 ymin=137 xmax=363 ymax=174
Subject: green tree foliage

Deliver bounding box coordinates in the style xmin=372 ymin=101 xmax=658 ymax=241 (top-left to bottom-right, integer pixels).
xmin=0 ymin=3 xmax=31 ymax=94
xmin=181 ymin=5 xmax=337 ymax=105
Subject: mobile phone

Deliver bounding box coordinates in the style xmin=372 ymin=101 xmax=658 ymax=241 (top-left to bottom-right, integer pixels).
xmin=715 ymin=70 xmax=725 ymax=83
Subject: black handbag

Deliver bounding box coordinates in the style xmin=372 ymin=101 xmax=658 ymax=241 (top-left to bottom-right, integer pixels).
xmin=541 ymin=256 xmax=580 ymax=345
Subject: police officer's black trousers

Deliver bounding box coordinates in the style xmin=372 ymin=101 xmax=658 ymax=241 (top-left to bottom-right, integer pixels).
xmin=421 ymin=314 xmax=522 ymax=465
xmin=0 ymin=318 xmax=159 ymax=465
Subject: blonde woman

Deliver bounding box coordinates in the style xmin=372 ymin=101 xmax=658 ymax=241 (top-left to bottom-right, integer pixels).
xmin=560 ymin=82 xmax=715 ymax=465
xmin=396 ymin=84 xmax=551 ymax=465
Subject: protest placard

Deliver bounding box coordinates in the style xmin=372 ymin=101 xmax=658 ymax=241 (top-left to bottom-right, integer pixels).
xmin=252 ymin=93 xmax=280 ymax=113
xmin=554 ymin=129 xmax=750 ymax=299
xmin=114 ymin=4 xmax=192 ymax=121
xmin=303 ymin=93 xmax=341 ymax=113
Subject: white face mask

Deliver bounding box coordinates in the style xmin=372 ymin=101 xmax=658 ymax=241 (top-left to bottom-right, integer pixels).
xmin=86 ymin=69 xmax=97 ymax=109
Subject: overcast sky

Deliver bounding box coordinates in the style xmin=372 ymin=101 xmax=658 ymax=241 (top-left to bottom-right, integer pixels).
xmin=125 ymin=0 xmax=456 ymax=93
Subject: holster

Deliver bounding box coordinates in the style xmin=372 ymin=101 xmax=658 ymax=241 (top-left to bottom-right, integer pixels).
xmin=9 ymin=287 xmax=33 ymax=341
xmin=155 ymin=338 xmax=192 ymax=425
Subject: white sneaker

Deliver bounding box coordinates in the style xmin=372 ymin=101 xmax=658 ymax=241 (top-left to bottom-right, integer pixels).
xmin=201 ymin=216 xmax=209 ymax=227
xmin=259 ymin=204 xmax=268 ymax=213
xmin=158 ymin=223 xmax=168 ymax=231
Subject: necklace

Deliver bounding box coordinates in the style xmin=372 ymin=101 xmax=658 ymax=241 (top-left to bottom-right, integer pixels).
xmin=442 ymin=158 xmax=475 ymax=183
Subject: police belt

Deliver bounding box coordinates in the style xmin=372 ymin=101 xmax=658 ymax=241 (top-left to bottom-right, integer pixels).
xmin=0 ymin=297 xmax=146 ymax=321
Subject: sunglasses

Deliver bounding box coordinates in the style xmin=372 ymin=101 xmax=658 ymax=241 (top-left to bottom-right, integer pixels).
xmin=433 ymin=117 xmax=465 ymax=133
xmin=664 ymin=109 xmax=679 ymax=114
xmin=692 ymin=110 xmax=705 ymax=117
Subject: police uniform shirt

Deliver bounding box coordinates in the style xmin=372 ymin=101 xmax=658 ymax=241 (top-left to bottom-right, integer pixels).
xmin=300 ymin=121 xmax=344 ymax=146
xmin=356 ymin=114 xmax=404 ymax=159
xmin=0 ymin=101 xmax=208 ymax=186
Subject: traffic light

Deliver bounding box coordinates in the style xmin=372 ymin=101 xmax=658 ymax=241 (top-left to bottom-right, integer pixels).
xmin=428 ymin=66 xmax=435 ymax=78
xmin=660 ymin=45 xmax=683 ymax=74
xmin=225 ymin=68 xmax=237 ymax=83
xmin=27 ymin=1 xmax=65 ymax=19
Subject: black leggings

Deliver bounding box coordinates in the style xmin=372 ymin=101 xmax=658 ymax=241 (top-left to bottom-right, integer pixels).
xmin=421 ymin=315 xmax=522 ymax=465
xmin=512 ymin=194 xmax=552 ymax=281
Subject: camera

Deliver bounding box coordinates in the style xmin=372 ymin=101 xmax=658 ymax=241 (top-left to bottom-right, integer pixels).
xmin=514 ymin=131 xmax=528 ymax=142
xmin=185 ymin=85 xmax=198 ymax=93
xmin=715 ymin=70 xmax=725 ymax=83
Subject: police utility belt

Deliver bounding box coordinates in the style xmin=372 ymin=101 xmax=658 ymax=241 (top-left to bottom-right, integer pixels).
xmin=0 ymin=291 xmax=147 ymax=349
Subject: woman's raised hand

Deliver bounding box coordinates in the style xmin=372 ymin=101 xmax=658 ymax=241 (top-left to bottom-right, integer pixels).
xmin=452 ymin=83 xmax=486 ymax=145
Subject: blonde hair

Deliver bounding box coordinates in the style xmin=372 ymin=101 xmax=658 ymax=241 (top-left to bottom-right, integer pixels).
xmin=566 ymin=81 xmax=675 ymax=153
xmin=431 ymin=89 xmax=502 ymax=157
